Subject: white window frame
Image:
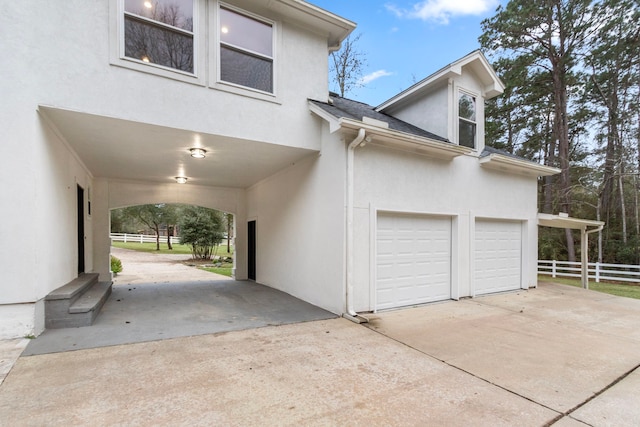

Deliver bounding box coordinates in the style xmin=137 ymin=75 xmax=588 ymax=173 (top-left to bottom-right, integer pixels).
xmin=212 ymin=2 xmax=278 ymax=100
xmin=457 ymin=89 xmax=478 ymax=149
xmin=109 ymin=0 xmax=206 ymax=85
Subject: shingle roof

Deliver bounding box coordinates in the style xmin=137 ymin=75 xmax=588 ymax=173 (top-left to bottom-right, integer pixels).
xmin=480 ymin=145 xmax=524 ymax=159
xmin=309 ymin=93 xmax=450 ymax=143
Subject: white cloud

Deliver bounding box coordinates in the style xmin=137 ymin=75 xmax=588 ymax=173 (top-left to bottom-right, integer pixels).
xmin=385 ymin=0 xmax=499 ymax=24
xmin=358 ymin=70 xmax=394 ymax=86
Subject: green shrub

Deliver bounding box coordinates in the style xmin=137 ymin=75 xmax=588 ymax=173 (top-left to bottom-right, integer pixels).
xmin=111 ymin=255 xmax=123 ymax=275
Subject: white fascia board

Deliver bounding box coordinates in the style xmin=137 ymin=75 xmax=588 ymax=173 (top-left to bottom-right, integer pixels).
xmin=479 ymin=153 xmax=561 ymax=177
xmin=269 ymin=0 xmax=356 ymax=49
xmin=538 ymin=213 xmax=605 ymax=230
xmin=308 ymin=101 xmax=342 ymax=133
xmin=339 ymin=118 xmax=471 ymax=160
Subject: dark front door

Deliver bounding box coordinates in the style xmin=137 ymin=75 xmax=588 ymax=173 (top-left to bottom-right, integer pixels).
xmin=248 ymin=220 xmax=256 ymax=280
xmin=77 ymin=185 xmax=85 ymax=274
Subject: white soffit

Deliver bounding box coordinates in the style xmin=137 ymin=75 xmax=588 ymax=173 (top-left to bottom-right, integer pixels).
xmin=269 ymin=0 xmax=356 ymax=49
xmin=538 ymin=213 xmax=605 ymax=230
xmin=38 ymin=105 xmax=317 ymax=188
xmin=479 ymin=153 xmax=560 ymax=177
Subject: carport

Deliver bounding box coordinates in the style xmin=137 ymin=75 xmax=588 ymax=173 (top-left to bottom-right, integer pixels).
xmin=537 ymin=213 xmax=605 ymax=289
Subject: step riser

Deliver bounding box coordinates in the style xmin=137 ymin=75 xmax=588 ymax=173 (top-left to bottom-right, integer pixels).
xmin=45 ymin=276 xmax=112 ymax=329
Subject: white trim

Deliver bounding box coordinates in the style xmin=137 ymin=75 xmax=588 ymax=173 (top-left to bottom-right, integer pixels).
xmin=457 ymin=88 xmax=478 ymax=149
xmin=377 ymin=50 xmax=505 ymax=112
xmin=480 ymin=154 xmax=561 ymax=177
xmin=339 ymin=118 xmax=471 ymax=160
xmin=109 ymin=0 xmax=205 ymax=85
xmin=537 ymin=213 xmax=605 ymax=230
xmin=215 ymin=2 xmax=277 ymax=97
xmin=371 ymin=208 xmax=457 ymax=312
xmin=472 ymin=217 xmax=527 ymax=296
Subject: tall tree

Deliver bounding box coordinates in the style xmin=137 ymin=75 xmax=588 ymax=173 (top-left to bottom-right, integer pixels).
xmin=329 ymin=33 xmax=367 ymax=97
xmin=481 ymin=0 xmax=599 ymax=261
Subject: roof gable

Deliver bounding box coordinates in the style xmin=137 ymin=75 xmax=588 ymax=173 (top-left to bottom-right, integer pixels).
xmin=377 ymin=50 xmax=505 ymax=112
xmin=309 ymin=94 xmax=449 ymax=142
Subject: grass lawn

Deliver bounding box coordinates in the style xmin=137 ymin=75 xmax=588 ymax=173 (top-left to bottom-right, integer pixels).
xmin=112 ymin=241 xmax=234 ymax=258
xmin=199 ymin=264 xmax=233 ymax=277
xmin=538 ymin=275 xmax=640 ymax=300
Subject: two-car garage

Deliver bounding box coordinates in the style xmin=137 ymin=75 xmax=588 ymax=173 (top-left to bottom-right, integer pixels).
xmin=375 ymin=212 xmax=523 ymax=311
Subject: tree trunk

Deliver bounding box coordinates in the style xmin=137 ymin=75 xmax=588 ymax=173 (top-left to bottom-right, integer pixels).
xmin=154 ymin=225 xmax=160 ymax=250
xmin=167 ymin=225 xmax=173 ymax=250
xmin=619 ymin=172 xmax=627 ymax=244
xmin=551 ymin=0 xmax=574 ymax=262
xmin=543 ymin=112 xmax=555 ymax=214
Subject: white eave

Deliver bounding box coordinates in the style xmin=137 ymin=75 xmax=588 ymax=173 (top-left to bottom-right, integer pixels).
xmin=479 ymin=153 xmax=560 ymax=177
xmin=268 ymin=0 xmax=356 ymax=50
xmin=339 ymin=118 xmax=471 ymax=160
xmin=377 ymin=50 xmax=505 ymax=113
xmin=309 ymin=101 xmax=470 ymax=160
xmin=538 ymin=213 xmax=605 ymax=231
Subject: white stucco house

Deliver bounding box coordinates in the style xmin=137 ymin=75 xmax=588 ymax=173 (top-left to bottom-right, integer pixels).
xmin=1 ymin=0 xmax=566 ymax=338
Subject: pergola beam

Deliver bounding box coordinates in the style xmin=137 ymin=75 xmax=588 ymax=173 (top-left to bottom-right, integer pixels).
xmin=538 ymin=213 xmax=605 ymax=289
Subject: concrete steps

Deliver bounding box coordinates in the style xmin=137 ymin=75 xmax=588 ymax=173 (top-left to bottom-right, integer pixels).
xmin=45 ymin=273 xmax=112 ymax=329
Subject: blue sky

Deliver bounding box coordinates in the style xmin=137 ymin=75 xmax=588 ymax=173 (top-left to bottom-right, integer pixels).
xmin=310 ymin=0 xmax=507 ymax=106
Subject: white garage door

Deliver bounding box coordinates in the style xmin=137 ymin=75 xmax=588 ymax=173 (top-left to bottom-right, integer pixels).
xmin=376 ymin=213 xmax=451 ymax=310
xmin=474 ymin=219 xmax=522 ymax=295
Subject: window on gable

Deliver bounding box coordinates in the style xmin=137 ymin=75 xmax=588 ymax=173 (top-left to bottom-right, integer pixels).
xmin=123 ymin=0 xmax=195 ymax=73
xmin=219 ymin=6 xmax=274 ymax=93
xmin=458 ymin=92 xmax=476 ymax=148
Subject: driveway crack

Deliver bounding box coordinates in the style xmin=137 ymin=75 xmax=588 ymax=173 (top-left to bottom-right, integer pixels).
xmin=363 ymin=325 xmax=563 ymax=419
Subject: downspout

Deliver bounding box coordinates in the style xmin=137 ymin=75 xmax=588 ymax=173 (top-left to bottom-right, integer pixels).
xmin=344 ymin=128 xmax=369 ymax=323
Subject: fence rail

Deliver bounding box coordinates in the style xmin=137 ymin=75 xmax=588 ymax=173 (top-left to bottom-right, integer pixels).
xmin=110 ymin=233 xmax=161 ymax=244
xmin=538 ymin=260 xmax=640 ymax=283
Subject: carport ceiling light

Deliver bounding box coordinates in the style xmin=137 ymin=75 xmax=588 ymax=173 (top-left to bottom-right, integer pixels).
xmin=190 ymin=148 xmax=206 ymax=159
xmin=175 ymin=176 xmax=188 ymax=184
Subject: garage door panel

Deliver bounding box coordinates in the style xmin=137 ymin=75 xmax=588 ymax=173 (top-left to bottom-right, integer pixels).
xmin=475 ymin=220 xmax=522 ymax=295
xmin=376 ymin=213 xmax=452 ymax=310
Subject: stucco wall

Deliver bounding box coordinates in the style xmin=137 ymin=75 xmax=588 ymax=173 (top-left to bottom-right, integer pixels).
xmin=246 ymin=124 xmax=346 ymax=314
xmin=1 ymin=1 xmax=329 ymax=152
xmin=0 ymin=0 xmax=336 ymax=337
xmin=351 ymin=145 xmax=539 ymax=311
xmin=389 ymin=83 xmax=449 ymax=140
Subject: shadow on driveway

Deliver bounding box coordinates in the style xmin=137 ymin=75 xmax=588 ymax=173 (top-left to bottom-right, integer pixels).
xmin=25 ymin=249 xmax=335 ymax=355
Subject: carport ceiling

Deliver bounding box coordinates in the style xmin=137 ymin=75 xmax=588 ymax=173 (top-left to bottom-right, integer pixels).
xmin=39 ymin=106 xmax=317 ymax=188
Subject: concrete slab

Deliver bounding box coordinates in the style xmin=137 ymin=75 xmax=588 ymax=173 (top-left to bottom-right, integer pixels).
xmin=0 ymin=339 xmax=28 ymax=386
xmin=0 ymin=318 xmax=559 ymax=426
xmin=366 ymin=283 xmax=640 ymax=415
xmin=24 ymin=280 xmax=335 ymax=355
xmin=569 ymin=366 xmax=640 ymax=426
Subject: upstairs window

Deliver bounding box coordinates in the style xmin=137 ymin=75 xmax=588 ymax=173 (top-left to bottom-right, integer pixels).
xmin=219 ymin=6 xmax=274 ymax=93
xmin=458 ymin=92 xmax=476 ymax=148
xmin=124 ymin=0 xmax=195 ymax=73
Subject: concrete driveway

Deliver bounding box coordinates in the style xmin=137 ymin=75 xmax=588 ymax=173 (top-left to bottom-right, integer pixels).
xmin=1 ymin=256 xmax=640 ymax=425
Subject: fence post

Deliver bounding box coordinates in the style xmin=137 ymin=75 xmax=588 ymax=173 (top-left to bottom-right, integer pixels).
xmin=595 ymin=262 xmax=600 ymax=283
xmin=123 ymin=233 xmax=127 ymax=243
xmin=552 ymin=260 xmax=557 ymax=278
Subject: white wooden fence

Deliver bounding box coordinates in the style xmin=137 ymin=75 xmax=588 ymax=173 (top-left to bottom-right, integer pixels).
xmin=110 ymin=233 xmax=160 ymax=244
xmin=538 ymin=260 xmax=640 ymax=283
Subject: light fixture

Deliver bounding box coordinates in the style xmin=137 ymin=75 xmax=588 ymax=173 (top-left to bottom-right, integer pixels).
xmin=221 ymin=26 xmax=229 ymax=34
xmin=175 ymin=176 xmax=188 ymax=184
xmin=141 ymin=56 xmax=150 ymax=63
xmin=144 ymin=1 xmax=153 ymax=9
xmin=190 ymin=148 xmax=206 ymax=159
